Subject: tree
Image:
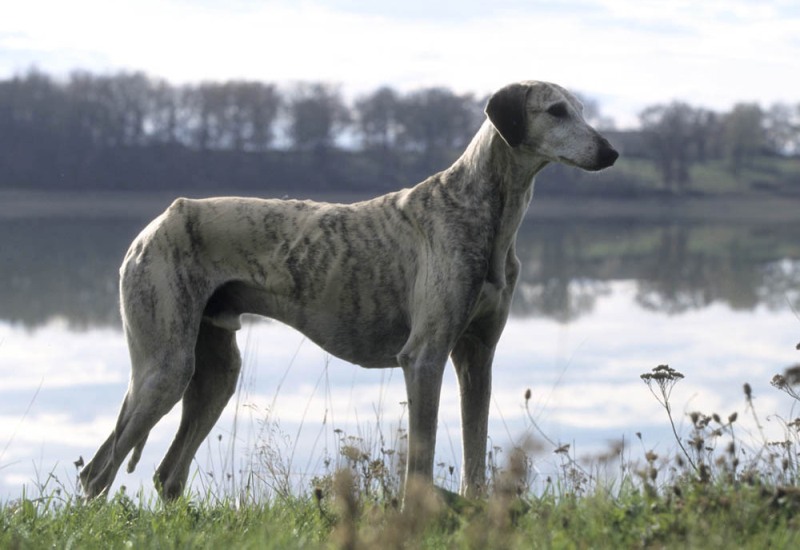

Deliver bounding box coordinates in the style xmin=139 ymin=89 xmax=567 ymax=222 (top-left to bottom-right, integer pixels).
xmin=763 ymin=102 xmax=800 ymax=156
xmin=723 ymin=103 xmax=765 ymax=173
xmin=146 ymin=79 xmax=182 ymax=145
xmin=639 ymin=102 xmax=698 ymax=191
xmin=687 ymin=108 xmax=722 ymax=162
xmin=354 ymin=86 xmax=401 ymax=151
xmin=395 ymin=87 xmax=480 ymax=168
xmin=108 ymin=72 xmax=151 ymax=146
xmin=66 ymin=71 xmax=122 ymax=148
xmin=0 ymin=69 xmax=72 ymax=184
xmin=231 ymin=81 xmax=281 ymax=152
xmin=182 ymin=82 xmax=229 ymax=150
xmin=286 ymin=82 xmax=349 ymax=152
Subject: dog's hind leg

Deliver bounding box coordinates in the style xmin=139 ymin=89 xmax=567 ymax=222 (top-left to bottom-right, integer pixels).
xmin=80 ymin=334 xmax=196 ymax=499
xmin=154 ymin=320 xmax=242 ymax=500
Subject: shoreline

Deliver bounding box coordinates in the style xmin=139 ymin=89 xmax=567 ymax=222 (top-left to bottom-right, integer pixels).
xmin=1 ymin=189 xmax=799 ymax=224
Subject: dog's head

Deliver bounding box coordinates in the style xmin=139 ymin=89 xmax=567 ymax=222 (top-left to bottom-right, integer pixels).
xmin=485 ymin=80 xmax=618 ymax=171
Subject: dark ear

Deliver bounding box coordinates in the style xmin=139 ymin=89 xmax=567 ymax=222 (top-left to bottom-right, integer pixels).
xmin=485 ymin=83 xmax=530 ymax=147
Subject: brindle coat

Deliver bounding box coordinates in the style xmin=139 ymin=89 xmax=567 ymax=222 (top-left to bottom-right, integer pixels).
xmin=80 ymin=81 xmax=618 ymax=500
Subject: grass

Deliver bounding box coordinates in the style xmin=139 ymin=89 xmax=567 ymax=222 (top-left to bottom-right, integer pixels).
xmin=4 ymin=353 xmax=800 ymax=548
xmin=603 ymin=154 xmax=800 ymax=196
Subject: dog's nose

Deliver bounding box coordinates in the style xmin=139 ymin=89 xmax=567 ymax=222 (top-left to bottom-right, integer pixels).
xmin=600 ymin=145 xmax=619 ymax=168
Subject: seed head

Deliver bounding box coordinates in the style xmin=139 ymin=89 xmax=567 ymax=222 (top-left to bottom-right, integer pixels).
xmin=785 ymin=364 xmax=800 ymax=385
xmin=524 ymin=388 xmax=532 ymax=402
xmin=743 ymin=383 xmax=752 ymax=400
xmin=554 ymin=444 xmax=570 ymax=455
xmin=771 ymin=374 xmax=788 ymax=390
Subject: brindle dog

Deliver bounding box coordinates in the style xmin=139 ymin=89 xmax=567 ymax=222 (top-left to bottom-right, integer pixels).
xmin=80 ymin=80 xmax=618 ymax=500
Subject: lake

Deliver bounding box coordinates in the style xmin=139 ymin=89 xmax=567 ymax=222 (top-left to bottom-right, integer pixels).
xmin=1 ymin=191 xmax=799 ymax=501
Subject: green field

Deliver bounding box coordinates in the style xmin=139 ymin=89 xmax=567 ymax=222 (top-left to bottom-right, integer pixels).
xmin=600 ymin=154 xmax=800 ymax=197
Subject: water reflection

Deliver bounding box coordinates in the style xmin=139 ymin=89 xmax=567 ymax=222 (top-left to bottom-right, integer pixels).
xmin=2 ymin=216 xmax=799 ymax=328
xmin=2 ymin=200 xmax=800 ymax=501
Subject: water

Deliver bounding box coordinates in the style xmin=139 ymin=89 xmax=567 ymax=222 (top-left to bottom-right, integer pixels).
xmin=1 ymin=193 xmax=799 ymax=501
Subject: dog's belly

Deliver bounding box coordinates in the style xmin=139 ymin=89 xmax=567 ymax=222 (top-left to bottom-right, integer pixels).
xmin=203 ymin=280 xmax=409 ymax=369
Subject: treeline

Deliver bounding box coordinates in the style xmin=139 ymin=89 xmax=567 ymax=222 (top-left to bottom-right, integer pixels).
xmin=636 ymin=101 xmax=799 ymax=192
xmin=1 ymin=69 xmax=797 ymax=194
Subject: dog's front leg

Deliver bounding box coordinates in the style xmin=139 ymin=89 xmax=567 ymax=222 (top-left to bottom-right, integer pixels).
xmin=398 ymin=342 xmax=448 ymax=489
xmin=450 ymin=334 xmax=495 ymax=498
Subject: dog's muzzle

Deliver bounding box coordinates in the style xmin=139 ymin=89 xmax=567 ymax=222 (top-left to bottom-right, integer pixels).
xmin=592 ymin=138 xmax=619 ymax=171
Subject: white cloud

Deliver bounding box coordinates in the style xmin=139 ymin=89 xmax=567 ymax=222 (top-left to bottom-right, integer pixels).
xmin=2 ymin=0 xmax=798 ymax=127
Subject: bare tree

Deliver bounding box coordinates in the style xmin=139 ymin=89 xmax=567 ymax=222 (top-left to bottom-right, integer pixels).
xmin=354 ymin=86 xmax=401 ymax=151
xmin=286 ymin=82 xmax=350 ymax=152
xmin=146 ymin=79 xmax=181 ymax=145
xmin=395 ymin=87 xmax=480 ymax=168
xmin=231 ymin=81 xmax=281 ymax=152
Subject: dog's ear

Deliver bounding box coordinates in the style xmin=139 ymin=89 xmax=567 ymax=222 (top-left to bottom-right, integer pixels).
xmin=485 ymin=83 xmax=530 ymax=148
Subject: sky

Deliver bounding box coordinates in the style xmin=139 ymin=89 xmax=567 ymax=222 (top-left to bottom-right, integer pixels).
xmin=1 ymin=0 xmax=799 ymax=128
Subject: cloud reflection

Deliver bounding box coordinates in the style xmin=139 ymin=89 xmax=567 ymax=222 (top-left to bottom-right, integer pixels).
xmin=1 ymin=281 xmax=798 ymax=500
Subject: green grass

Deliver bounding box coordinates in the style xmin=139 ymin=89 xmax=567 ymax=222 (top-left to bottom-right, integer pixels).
xmin=596 ymin=154 xmax=800 ymax=196
xmin=3 ymin=467 xmax=799 ymax=548
xmin=4 ymin=363 xmax=800 ymax=548
xmin=1 ymin=490 xmax=327 ymax=549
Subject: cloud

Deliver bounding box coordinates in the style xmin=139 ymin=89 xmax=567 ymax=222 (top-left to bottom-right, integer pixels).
xmin=2 ymin=0 xmax=798 ymax=128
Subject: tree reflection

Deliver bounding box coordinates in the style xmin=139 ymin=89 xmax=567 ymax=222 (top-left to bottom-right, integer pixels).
xmin=1 ymin=214 xmax=799 ymax=329
xmin=512 ymin=220 xmax=800 ymax=321
xmin=513 ymin=223 xmax=611 ymax=322
xmin=634 ymin=225 xmax=714 ymax=314
xmin=759 ymin=259 xmax=800 ymax=312
xmin=0 ymin=218 xmax=139 ymax=329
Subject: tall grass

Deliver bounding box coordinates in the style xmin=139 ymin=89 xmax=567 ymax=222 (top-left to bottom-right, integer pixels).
xmin=3 ymin=343 xmax=800 ymax=548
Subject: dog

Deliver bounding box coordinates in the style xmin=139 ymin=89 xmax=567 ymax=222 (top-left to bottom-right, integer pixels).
xmin=80 ymin=80 xmax=618 ymax=500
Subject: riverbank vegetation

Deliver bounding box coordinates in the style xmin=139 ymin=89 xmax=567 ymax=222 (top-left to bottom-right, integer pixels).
xmin=1 ymin=69 xmax=798 ymax=197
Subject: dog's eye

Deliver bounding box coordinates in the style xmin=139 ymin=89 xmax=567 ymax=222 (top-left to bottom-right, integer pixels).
xmin=546 ymin=103 xmax=568 ymax=118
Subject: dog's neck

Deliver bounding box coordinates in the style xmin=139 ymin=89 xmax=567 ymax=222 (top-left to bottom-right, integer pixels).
xmin=458 ymin=120 xmax=549 ymax=193
xmin=446 ymin=120 xmax=549 ymax=286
